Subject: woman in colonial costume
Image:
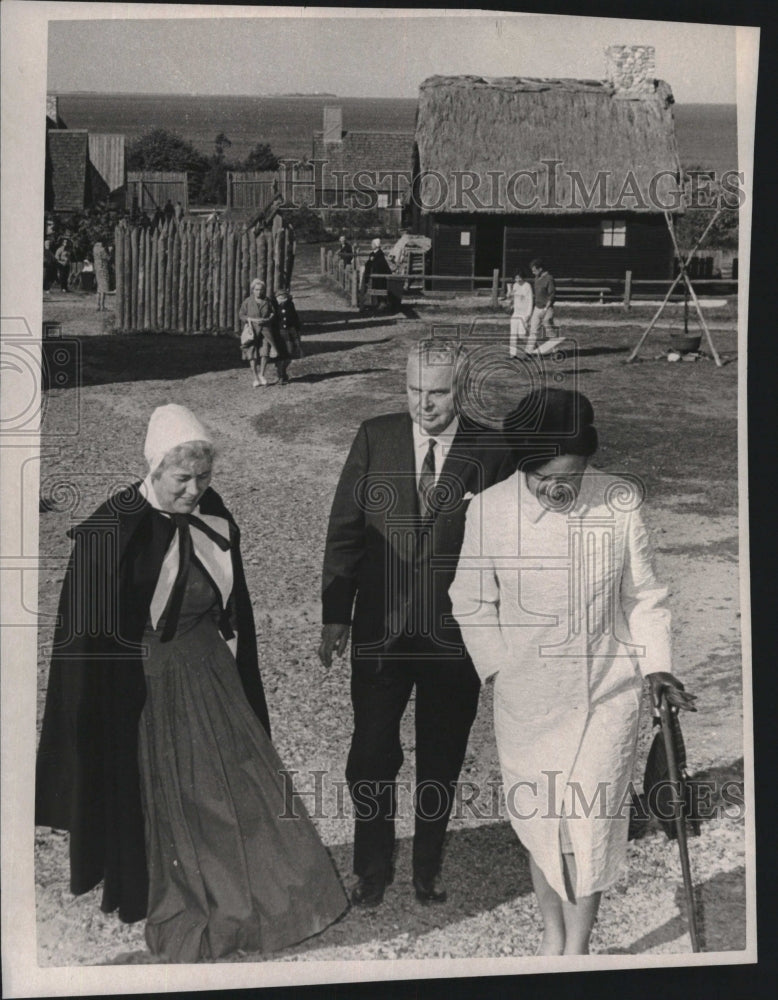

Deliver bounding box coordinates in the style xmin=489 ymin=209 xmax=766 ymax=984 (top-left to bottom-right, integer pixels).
xmin=36 ymin=404 xmax=347 ymax=962
xmin=450 ymin=389 xmax=696 ymax=955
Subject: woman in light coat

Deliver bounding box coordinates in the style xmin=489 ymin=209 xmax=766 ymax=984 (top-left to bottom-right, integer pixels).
xmin=238 ymin=278 xmax=280 ymax=388
xmin=450 ymin=388 xmax=696 ymax=955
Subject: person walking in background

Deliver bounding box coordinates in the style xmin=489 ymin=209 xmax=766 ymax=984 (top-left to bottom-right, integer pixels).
xmin=35 ymin=404 xmax=347 ymax=963
xmin=54 ymin=237 xmax=72 ymax=292
xmin=93 ymin=240 xmax=111 ymax=312
xmin=337 ymin=234 xmax=354 ymax=267
xmin=504 ymin=270 xmax=534 ymax=356
xmin=273 ymin=288 xmax=304 ymax=386
xmin=528 ymin=258 xmax=556 ymax=352
xmin=43 ymin=238 xmax=57 ymax=292
xmin=239 ymin=279 xmax=278 ymax=388
xmin=450 ymin=388 xmax=696 ymax=955
xmin=319 ymin=340 xmax=515 ymax=909
xmin=360 ymin=237 xmax=397 ymax=312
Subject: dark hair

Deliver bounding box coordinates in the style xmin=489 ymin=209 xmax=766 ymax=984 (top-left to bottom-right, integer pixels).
xmin=530 ymin=257 xmax=544 ymax=270
xmin=503 ymin=388 xmax=598 ymax=472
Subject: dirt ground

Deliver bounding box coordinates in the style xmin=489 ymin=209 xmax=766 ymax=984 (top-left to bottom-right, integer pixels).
xmin=34 ymin=252 xmax=746 ymax=966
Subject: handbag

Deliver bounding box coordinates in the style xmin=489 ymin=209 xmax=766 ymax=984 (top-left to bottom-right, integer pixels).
xmin=240 ymin=321 xmax=254 ymax=348
xmin=641 ymin=708 xmax=701 ymax=840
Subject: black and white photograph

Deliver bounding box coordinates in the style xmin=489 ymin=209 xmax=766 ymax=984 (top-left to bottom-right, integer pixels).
xmin=0 ymin=3 xmax=764 ymax=996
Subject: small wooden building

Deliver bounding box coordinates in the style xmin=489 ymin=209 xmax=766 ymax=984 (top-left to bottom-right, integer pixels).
xmin=45 ymin=98 xmax=126 ymax=211
xmin=46 ymin=130 xmax=91 ymax=213
xmin=412 ymin=47 xmax=683 ymax=285
xmin=310 ymin=107 xmax=414 ymax=232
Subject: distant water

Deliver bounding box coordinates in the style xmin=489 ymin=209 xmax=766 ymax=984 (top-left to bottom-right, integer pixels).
xmin=54 ymin=94 xmax=738 ymax=174
xmin=673 ymin=104 xmax=739 ymax=175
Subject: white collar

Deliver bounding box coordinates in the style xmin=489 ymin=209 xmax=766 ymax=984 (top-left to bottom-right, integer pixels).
xmin=140 ymin=475 xmax=233 ymax=629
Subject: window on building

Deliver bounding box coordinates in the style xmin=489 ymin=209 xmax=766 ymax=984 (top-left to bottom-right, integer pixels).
xmin=600 ymin=219 xmax=627 ymax=247
xmin=376 ymin=192 xmax=390 ymax=209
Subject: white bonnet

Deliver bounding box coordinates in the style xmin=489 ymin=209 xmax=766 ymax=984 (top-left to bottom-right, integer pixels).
xmin=144 ymin=404 xmax=212 ymax=474
xmin=371 ymin=238 xmax=381 ymax=250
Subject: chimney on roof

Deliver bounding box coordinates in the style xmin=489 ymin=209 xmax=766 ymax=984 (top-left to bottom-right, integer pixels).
xmin=323 ymin=106 xmax=343 ymax=144
xmin=605 ymin=45 xmax=656 ymax=98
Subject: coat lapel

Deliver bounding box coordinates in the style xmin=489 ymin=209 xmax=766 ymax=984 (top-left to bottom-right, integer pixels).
xmin=433 ymin=427 xmax=483 ymax=519
xmin=383 ymin=413 xmax=419 ymax=518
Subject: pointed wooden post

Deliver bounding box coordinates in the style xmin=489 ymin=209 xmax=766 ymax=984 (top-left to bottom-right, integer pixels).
xmin=114 ymin=223 xmax=125 ymax=329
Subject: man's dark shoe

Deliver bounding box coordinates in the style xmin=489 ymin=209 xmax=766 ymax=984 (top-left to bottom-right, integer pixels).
xmin=351 ymin=876 xmax=387 ymax=908
xmin=413 ymin=873 xmax=448 ymax=905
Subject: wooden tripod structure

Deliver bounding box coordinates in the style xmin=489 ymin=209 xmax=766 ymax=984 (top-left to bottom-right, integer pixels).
xmin=627 ymin=210 xmax=723 ymax=367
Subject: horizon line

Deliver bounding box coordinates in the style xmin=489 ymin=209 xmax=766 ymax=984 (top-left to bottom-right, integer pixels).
xmin=47 ymin=90 xmax=737 ymax=106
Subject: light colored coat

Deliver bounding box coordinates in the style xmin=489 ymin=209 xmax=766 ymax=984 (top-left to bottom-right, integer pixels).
xmin=510 ymin=280 xmax=534 ymax=320
xmin=449 ymin=469 xmax=672 ymax=898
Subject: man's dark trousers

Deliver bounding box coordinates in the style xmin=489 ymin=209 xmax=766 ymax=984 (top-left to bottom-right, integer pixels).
xmin=346 ymin=635 xmax=480 ymax=884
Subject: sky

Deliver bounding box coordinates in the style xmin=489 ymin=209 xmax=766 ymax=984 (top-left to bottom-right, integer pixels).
xmin=46 ymin=10 xmax=738 ymax=103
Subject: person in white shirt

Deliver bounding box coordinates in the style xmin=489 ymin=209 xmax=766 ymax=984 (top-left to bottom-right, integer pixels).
xmin=504 ymin=270 xmax=534 ymax=357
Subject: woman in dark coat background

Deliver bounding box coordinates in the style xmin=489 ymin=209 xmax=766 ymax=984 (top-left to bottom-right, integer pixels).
xmin=36 ymin=404 xmax=347 ymax=962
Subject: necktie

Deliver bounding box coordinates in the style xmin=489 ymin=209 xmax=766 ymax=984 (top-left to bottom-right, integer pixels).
xmin=418 ymin=438 xmax=437 ymax=519
xmin=158 ymin=512 xmax=230 ymax=642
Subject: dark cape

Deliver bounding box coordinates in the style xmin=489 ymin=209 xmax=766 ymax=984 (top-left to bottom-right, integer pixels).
xmin=35 ymin=482 xmax=270 ymax=923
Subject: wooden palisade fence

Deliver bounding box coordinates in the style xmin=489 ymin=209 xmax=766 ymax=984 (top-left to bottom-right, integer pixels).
xmin=114 ymin=217 xmax=295 ymax=333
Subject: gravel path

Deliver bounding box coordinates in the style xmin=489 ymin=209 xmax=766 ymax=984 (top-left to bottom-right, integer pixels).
xmin=35 ymin=268 xmax=746 ymax=967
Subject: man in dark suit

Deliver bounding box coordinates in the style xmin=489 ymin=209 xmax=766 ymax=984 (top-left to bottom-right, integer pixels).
xmin=319 ymin=340 xmax=515 ymax=907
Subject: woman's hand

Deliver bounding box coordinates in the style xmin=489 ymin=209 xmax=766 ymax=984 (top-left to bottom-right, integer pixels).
xmin=647 ymin=671 xmax=698 ymax=712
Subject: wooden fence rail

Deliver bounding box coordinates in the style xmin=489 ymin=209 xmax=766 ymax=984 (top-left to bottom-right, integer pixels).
xmin=114 ymin=219 xmax=295 ymax=333
xmin=320 ymin=249 xmax=502 ymax=306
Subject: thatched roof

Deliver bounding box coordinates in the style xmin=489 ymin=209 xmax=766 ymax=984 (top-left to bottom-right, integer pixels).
xmin=415 ymin=75 xmax=682 ymax=214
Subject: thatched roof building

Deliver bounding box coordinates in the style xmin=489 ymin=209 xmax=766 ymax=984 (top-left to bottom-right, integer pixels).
xmin=415 ymin=73 xmax=681 ymax=214
xmin=411 ymin=47 xmax=684 ymax=282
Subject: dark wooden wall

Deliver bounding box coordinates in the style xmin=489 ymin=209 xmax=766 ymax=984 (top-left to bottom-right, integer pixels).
xmin=421 ymin=213 xmax=675 ymax=281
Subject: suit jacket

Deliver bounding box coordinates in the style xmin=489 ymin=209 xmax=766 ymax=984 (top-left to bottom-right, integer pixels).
xmin=35 ymin=483 xmax=269 ymax=923
xmin=322 ymin=412 xmax=515 ymax=662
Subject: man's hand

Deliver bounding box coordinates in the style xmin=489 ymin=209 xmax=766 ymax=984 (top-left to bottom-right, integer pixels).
xmin=318 ymin=623 xmax=350 ymax=669
xmin=647 ymin=671 xmax=698 ymax=712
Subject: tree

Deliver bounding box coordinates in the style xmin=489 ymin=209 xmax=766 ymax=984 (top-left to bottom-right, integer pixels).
xmin=242 ymin=142 xmax=279 ymax=173
xmin=199 ymin=133 xmax=236 ymax=205
xmin=126 ymin=128 xmax=210 ymax=200
xmin=214 ymin=132 xmax=232 ymax=164
xmin=675 ymin=165 xmax=739 ymax=252
xmin=126 ymin=128 xmax=209 ymax=175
